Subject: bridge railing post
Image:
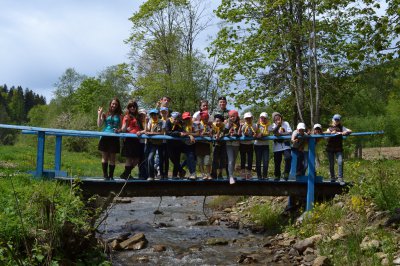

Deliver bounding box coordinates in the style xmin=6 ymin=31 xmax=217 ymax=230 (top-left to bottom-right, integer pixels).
xmin=289 ymin=150 xmax=298 ymax=180
xmin=54 ymin=135 xmax=62 ymax=174
xmin=306 ymin=137 xmax=316 ymax=211
xmin=35 ymin=131 xmax=45 ymax=178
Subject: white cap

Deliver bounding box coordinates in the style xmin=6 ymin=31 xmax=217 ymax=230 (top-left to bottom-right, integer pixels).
xmin=243 ymin=112 xmax=253 ymax=119
xmin=259 ymin=112 xmax=268 ymax=118
xmin=297 ymin=122 xmax=306 ymax=130
xmin=313 ymin=123 xmax=322 ymax=129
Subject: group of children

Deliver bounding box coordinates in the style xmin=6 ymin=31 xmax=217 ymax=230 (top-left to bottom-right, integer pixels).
xmin=97 ymin=96 xmax=352 ymax=185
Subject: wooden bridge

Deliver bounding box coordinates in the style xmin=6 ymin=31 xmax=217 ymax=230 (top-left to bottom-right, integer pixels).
xmin=0 ymin=124 xmax=383 ymax=211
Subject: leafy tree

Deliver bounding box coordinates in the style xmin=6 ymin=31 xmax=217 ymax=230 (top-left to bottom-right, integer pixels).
xmin=127 ymin=0 xmax=218 ymax=112
xmin=210 ymin=0 xmax=398 ymax=126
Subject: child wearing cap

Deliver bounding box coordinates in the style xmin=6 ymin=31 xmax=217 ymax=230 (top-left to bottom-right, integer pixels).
xmin=225 ymin=110 xmax=241 ymax=184
xmin=158 ymin=106 xmax=169 ymax=179
xmin=312 ymin=123 xmax=323 ymax=170
xmin=181 ymin=112 xmax=200 ymax=180
xmin=271 ymin=112 xmax=292 ymax=181
xmin=196 ymin=111 xmax=212 ymax=180
xmin=325 ymin=114 xmax=352 ymax=185
xmin=240 ymin=112 xmax=257 ymax=179
xmin=97 ymin=97 xmax=123 ymax=180
xmin=138 ymin=109 xmax=148 ymax=180
xmin=165 ymin=112 xmax=186 ymax=179
xmin=145 ymin=109 xmax=166 ymax=181
xmin=255 ymin=112 xmax=273 ymax=180
xmin=291 ymin=122 xmax=308 ymax=176
xmin=211 ymin=114 xmax=228 ymax=179
xmin=193 ymin=99 xmax=209 ymax=123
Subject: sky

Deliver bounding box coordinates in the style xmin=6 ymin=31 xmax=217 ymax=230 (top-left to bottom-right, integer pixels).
xmin=0 ymin=0 xmax=219 ymax=103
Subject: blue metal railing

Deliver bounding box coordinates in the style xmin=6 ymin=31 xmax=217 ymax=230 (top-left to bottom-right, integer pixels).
xmin=0 ymin=123 xmax=384 ymax=211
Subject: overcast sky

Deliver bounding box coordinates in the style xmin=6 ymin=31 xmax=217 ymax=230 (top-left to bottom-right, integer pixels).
xmin=0 ymin=0 xmax=219 ymax=102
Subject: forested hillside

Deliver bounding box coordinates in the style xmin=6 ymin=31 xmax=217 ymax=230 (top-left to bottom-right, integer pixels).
xmin=0 ymin=84 xmax=46 ymax=144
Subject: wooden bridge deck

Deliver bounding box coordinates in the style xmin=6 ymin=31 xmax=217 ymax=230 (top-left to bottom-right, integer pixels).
xmin=56 ymin=177 xmax=348 ymax=198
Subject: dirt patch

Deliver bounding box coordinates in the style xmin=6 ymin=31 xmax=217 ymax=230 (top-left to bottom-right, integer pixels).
xmin=362 ymin=147 xmax=400 ymax=160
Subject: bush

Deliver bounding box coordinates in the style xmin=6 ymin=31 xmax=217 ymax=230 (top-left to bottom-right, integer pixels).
xmin=250 ymin=203 xmax=282 ymax=231
xmin=0 ymin=174 xmax=107 ymax=265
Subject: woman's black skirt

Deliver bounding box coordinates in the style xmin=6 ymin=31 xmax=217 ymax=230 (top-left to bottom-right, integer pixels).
xmin=98 ymin=136 xmax=120 ymax=153
xmin=121 ymin=138 xmax=142 ymax=158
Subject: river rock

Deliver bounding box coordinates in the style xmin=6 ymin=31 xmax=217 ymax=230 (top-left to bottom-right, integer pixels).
xmin=288 ymin=248 xmax=299 ymax=257
xmin=127 ymin=240 xmax=148 ymax=250
xmin=120 ymin=233 xmax=147 ymax=249
xmin=194 ymin=220 xmax=209 ymax=226
xmin=304 ymin=247 xmax=315 ymax=255
xmin=114 ymin=197 xmax=132 ymax=203
xmin=393 ymin=256 xmax=400 ymax=265
xmin=382 ymin=258 xmax=390 ymax=266
xmin=110 ymin=239 xmax=122 ymax=251
xmin=206 ymin=238 xmax=229 ymax=245
xmin=135 ymin=255 xmax=149 ymax=263
xmin=359 ymin=236 xmax=380 ymax=251
xmin=313 ymin=256 xmax=329 ymax=266
xmin=293 ymin=234 xmax=322 ymax=254
xmin=304 ymin=253 xmax=317 ymax=262
xmin=153 ymin=244 xmax=166 ymax=252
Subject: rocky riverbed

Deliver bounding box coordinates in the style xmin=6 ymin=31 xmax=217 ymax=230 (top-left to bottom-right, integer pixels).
xmin=97 ymin=195 xmax=400 ymax=265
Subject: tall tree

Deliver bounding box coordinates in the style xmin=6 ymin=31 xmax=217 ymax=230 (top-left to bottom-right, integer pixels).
xmin=210 ymin=0 xmax=397 ymax=125
xmin=127 ymin=0 xmax=217 ymax=111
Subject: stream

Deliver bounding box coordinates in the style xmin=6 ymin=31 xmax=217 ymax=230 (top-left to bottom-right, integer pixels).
xmin=97 ymin=196 xmax=271 ymax=265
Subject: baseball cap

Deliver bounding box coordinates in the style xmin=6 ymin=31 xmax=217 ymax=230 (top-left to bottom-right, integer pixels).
xmin=243 ymin=112 xmax=253 ymax=119
xmin=200 ymin=111 xmax=209 ymax=120
xmin=182 ymin=112 xmax=191 ymax=120
xmin=259 ymin=112 xmax=268 ymax=118
xmin=139 ymin=109 xmax=147 ymax=115
xmin=313 ymin=123 xmax=322 ymax=130
xmin=332 ymin=114 xmax=341 ymax=120
xmin=160 ymin=107 xmax=168 ymax=112
xmin=297 ymin=122 xmax=306 ymax=130
xmin=149 ymin=109 xmax=159 ymax=115
xmin=171 ymin=111 xmax=180 ymax=118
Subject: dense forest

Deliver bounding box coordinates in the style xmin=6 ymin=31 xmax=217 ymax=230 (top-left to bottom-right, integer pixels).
xmin=0 ymin=84 xmax=46 ymax=144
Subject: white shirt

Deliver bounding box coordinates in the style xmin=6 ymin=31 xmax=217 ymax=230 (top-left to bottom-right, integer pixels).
xmin=271 ymin=121 xmax=292 ymax=152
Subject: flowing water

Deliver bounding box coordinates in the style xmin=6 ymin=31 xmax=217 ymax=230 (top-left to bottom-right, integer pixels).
xmin=97 ymin=196 xmax=269 ymax=265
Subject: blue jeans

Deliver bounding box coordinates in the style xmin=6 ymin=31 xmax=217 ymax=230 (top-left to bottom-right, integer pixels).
xmin=226 ymin=145 xmax=239 ymax=177
xmin=184 ymin=144 xmax=196 ymax=175
xmin=147 ymin=143 xmax=164 ymax=178
xmin=327 ymin=151 xmax=343 ymax=178
xmin=254 ymin=145 xmax=269 ymax=178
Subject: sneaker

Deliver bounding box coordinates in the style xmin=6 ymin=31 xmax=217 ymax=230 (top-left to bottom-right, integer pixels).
xmin=155 ymin=175 xmax=161 ymax=180
xmin=179 ymin=169 xmax=186 ymax=178
xmin=189 ymin=175 xmax=196 ymax=180
xmin=120 ymin=172 xmax=129 ymax=179
xmin=202 ymin=174 xmax=208 ymax=180
xmin=147 ymin=177 xmax=154 ymax=181
xmin=229 ymin=177 xmax=236 ymax=185
xmin=337 ymin=177 xmax=345 ymax=185
xmin=330 ymin=177 xmax=336 ymax=182
xmin=273 ymin=177 xmax=280 ymax=181
xmin=282 ymin=173 xmax=289 ymax=181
